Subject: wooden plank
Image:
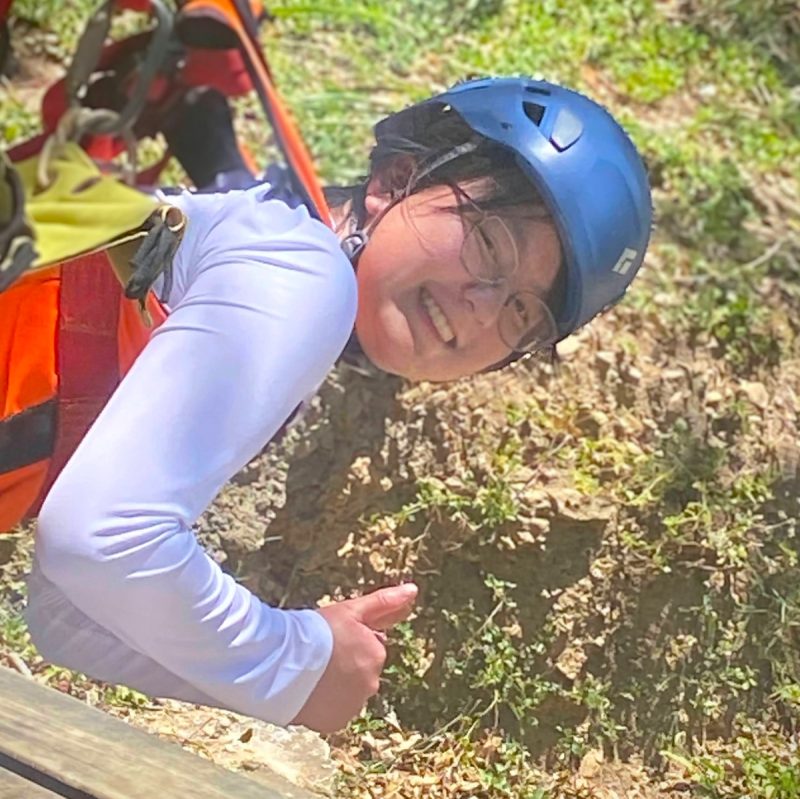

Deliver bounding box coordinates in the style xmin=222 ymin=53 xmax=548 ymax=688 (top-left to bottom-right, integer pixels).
xmin=0 ymin=667 xmax=313 ymax=799
xmin=0 ymin=764 xmax=57 ymax=798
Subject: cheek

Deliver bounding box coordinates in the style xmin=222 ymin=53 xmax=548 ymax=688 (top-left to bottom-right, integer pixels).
xmin=446 ymin=335 xmax=509 ymax=379
xmin=353 ymin=265 xmax=416 ymax=376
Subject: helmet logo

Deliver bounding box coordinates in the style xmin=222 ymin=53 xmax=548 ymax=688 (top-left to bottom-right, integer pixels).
xmin=611 ymin=247 xmax=638 ymax=276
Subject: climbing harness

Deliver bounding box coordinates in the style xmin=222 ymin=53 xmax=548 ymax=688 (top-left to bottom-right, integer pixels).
xmin=0 ymin=0 xmax=329 ymax=528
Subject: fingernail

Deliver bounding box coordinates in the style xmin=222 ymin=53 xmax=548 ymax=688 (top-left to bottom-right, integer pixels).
xmin=391 ymin=583 xmax=418 ymax=602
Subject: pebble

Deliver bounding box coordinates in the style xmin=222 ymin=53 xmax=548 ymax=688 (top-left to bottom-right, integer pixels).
xmin=739 ymin=380 xmax=769 ymax=409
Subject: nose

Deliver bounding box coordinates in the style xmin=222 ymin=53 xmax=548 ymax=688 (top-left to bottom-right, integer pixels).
xmin=463 ymin=280 xmax=508 ymax=326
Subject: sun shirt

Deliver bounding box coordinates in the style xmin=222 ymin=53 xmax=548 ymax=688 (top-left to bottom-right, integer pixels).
xmin=26 ymin=183 xmax=358 ymax=725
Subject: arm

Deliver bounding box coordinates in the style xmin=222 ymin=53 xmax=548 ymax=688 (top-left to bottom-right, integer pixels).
xmin=27 ymin=562 xmax=221 ymax=706
xmin=31 ymin=188 xmax=357 ymax=724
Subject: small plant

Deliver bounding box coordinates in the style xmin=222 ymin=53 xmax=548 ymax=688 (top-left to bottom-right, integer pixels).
xmin=0 ymin=609 xmax=36 ymax=661
xmin=665 ymin=735 xmax=800 ymax=799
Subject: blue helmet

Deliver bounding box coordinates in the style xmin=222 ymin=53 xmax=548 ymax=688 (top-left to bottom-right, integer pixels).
xmin=375 ymin=77 xmax=653 ymax=341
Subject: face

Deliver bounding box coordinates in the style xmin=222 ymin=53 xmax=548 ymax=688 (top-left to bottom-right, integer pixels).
xmin=353 ymin=184 xmax=563 ymax=382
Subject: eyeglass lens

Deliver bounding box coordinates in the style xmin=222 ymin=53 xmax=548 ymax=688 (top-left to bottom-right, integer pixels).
xmin=461 ymin=215 xmax=558 ymax=353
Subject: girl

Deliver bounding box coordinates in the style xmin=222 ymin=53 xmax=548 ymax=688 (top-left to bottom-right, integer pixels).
xmin=6 ymin=76 xmax=651 ymax=733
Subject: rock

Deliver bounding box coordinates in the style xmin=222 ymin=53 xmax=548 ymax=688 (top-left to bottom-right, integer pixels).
xmin=351 ymin=456 xmax=372 ymax=484
xmin=515 ymin=530 xmax=538 ymax=545
xmin=579 ymin=748 xmax=604 ymax=778
xmin=666 ymin=390 xmax=686 ymax=414
xmin=624 ymin=365 xmax=643 ymax=385
xmin=556 ymin=642 xmax=587 ymax=681
xmin=595 ymin=351 xmax=616 ymax=377
xmin=125 ymin=703 xmax=336 ymax=797
xmin=526 ymin=517 xmax=551 ymax=535
xmin=662 ymin=368 xmax=686 ymax=381
xmin=557 ymin=335 xmax=582 ymax=358
xmin=247 ymin=724 xmax=336 ymax=796
xmin=739 ymin=380 xmax=769 ymax=410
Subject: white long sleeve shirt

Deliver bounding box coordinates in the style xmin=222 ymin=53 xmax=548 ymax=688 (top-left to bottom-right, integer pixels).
xmin=26 ymin=184 xmax=358 ymax=725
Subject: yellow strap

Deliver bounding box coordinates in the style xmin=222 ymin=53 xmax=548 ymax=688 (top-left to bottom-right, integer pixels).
xmin=13 ymin=142 xmax=158 ymax=268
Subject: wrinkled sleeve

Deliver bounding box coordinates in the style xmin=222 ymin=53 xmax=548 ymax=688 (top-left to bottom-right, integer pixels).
xmin=29 ymin=187 xmax=357 ymax=724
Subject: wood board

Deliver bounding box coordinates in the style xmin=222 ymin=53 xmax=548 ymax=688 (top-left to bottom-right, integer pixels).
xmin=0 ymin=666 xmax=314 ymax=798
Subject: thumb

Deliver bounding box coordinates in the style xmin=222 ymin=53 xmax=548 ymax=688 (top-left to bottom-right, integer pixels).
xmin=351 ymin=583 xmax=419 ymax=630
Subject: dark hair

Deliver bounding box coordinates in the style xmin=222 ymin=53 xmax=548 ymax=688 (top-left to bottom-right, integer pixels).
xmin=327 ymin=104 xmax=567 ymax=366
xmin=373 ymin=108 xmax=544 ymax=204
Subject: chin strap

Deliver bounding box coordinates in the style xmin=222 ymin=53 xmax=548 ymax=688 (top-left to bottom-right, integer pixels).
xmin=337 ymin=181 xmax=371 ymax=266
xmin=339 ymin=140 xmax=480 ymax=268
xmin=340 ymin=229 xmax=369 ymax=263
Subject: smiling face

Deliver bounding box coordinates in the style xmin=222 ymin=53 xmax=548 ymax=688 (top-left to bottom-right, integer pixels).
xmin=353 ymin=183 xmax=563 ymax=381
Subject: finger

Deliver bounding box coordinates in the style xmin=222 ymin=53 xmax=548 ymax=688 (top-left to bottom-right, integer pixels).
xmin=351 ymin=583 xmax=419 ymax=630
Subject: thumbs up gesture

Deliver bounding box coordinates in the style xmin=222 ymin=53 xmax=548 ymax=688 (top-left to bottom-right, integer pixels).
xmin=291 ymin=583 xmax=419 ymax=733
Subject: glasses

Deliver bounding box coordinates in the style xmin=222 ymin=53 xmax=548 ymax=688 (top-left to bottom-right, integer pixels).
xmin=459 ymin=211 xmax=559 ymax=354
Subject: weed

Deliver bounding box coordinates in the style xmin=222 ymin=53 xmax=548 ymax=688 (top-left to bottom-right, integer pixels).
xmin=0 ymin=608 xmax=35 ymax=660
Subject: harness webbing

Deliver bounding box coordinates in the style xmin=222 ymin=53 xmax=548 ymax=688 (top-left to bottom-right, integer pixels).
xmin=26 ymin=250 xmax=123 ymax=518
xmin=0 ymin=0 xmax=331 ymax=523
xmin=198 ymin=0 xmax=332 ymax=224
xmin=0 ymin=400 xmax=55 ymax=474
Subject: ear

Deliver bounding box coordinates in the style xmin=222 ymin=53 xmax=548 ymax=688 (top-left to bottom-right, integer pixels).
xmin=363 ymin=153 xmax=418 ymax=224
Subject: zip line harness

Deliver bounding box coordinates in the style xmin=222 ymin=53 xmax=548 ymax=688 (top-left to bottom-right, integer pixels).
xmin=0 ymin=0 xmax=332 ymax=525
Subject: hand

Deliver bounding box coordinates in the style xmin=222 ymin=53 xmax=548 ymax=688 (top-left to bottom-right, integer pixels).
xmin=291 ymin=582 xmax=418 ymax=733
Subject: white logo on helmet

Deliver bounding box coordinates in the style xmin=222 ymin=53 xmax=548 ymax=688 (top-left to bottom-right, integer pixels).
xmin=612 ymin=248 xmax=638 ymax=276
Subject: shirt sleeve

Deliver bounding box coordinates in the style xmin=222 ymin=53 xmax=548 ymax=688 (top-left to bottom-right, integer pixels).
xmin=31 ymin=186 xmax=357 ymax=724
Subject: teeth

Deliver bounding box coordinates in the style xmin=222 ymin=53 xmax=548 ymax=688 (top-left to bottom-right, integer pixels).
xmin=421 ymin=288 xmax=455 ymax=344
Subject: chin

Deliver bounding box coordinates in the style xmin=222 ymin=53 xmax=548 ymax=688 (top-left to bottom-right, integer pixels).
xmin=354 ymin=327 xmax=408 ymax=378
xmin=355 ymin=310 xmax=419 ymax=379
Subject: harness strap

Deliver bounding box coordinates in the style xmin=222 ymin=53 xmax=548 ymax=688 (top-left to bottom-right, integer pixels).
xmin=0 ymin=400 xmax=56 ymax=474
xmin=0 ymin=154 xmax=37 ymax=290
xmin=26 ymin=250 xmax=122 ymax=517
xmin=183 ymin=0 xmax=331 ymax=224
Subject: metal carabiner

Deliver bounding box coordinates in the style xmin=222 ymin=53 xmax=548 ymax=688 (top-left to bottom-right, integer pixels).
xmin=65 ymin=0 xmax=175 ymax=137
xmin=36 ymin=107 xmax=139 ymax=189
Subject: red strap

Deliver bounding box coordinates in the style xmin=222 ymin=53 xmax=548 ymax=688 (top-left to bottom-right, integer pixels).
xmin=183 ymin=0 xmax=331 ymax=225
xmin=181 ymin=48 xmax=253 ymax=97
xmin=115 ymin=0 xmax=152 ymax=11
xmin=12 ymin=1 xmax=331 ymax=222
xmin=27 ymin=251 xmax=122 ymax=516
xmin=7 ymin=132 xmax=48 ymax=163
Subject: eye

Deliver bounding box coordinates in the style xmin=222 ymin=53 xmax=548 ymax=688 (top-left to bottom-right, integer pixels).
xmin=510 ymin=295 xmax=529 ymax=327
xmin=476 ymin=225 xmax=497 ymax=259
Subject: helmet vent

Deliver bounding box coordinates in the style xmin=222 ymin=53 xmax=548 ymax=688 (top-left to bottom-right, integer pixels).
xmin=525 ymin=86 xmax=551 ymax=96
xmin=523 ymin=101 xmax=545 ymax=126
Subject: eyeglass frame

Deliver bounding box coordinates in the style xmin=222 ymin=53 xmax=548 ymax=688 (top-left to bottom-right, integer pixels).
xmin=455 ymin=190 xmax=562 ymax=354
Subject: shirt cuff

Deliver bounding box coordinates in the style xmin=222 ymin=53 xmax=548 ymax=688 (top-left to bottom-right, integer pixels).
xmin=274 ymin=608 xmax=333 ymax=725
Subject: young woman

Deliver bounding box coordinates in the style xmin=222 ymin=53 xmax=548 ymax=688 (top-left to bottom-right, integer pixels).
xmin=8 ymin=76 xmax=651 ymax=734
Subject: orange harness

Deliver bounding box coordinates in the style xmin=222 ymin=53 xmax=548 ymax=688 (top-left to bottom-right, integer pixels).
xmin=0 ymin=254 xmax=164 ymax=531
xmin=0 ymin=0 xmax=330 ymax=531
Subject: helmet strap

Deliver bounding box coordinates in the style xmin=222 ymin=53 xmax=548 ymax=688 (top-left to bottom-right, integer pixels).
xmin=412 ymin=139 xmax=478 ymax=185
xmin=340 ymin=139 xmax=479 ymax=268
xmin=341 ymin=228 xmax=369 ymax=262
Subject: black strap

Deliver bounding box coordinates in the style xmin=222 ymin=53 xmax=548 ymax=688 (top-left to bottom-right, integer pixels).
xmin=0 ymin=399 xmax=56 ymax=474
xmin=230 ymin=0 xmax=263 ymax=46
xmin=0 ymin=153 xmax=38 ymax=292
